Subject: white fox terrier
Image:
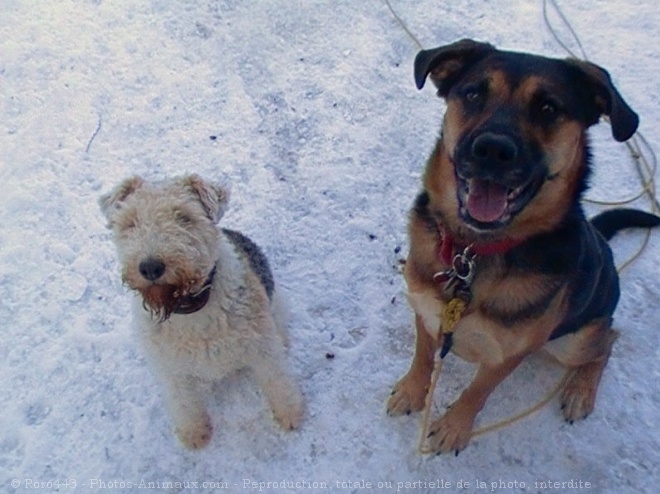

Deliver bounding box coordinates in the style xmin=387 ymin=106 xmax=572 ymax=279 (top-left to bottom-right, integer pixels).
xmin=100 ymin=174 xmax=303 ymax=448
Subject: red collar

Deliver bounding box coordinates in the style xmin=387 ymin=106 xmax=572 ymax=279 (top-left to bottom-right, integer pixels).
xmin=438 ymin=229 xmax=522 ymax=265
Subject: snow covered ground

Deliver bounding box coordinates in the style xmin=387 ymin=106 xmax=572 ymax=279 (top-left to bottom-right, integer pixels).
xmin=1 ymin=0 xmax=658 ymax=492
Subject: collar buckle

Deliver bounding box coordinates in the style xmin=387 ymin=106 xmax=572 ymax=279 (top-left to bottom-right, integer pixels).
xmin=433 ymin=244 xmax=477 ymax=290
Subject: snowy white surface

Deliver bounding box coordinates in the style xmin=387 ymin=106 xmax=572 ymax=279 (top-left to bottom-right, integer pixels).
xmin=1 ymin=1 xmax=659 ymax=493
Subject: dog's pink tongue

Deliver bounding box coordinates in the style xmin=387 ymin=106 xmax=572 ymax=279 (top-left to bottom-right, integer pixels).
xmin=466 ymin=179 xmax=508 ymax=223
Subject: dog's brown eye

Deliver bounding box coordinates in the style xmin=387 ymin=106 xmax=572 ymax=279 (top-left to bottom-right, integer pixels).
xmin=534 ymin=98 xmax=562 ymax=125
xmin=541 ymin=102 xmax=557 ymax=115
xmin=466 ymin=90 xmax=480 ymax=102
xmin=462 ymin=83 xmax=488 ymax=105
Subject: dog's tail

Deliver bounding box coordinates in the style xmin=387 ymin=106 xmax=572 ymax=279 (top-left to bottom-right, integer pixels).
xmin=591 ymin=208 xmax=660 ymax=240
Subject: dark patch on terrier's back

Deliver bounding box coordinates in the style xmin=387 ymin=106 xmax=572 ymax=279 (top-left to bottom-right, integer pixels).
xmin=222 ymin=229 xmax=275 ymax=300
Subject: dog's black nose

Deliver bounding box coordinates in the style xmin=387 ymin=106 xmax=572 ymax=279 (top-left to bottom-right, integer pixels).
xmin=471 ymin=132 xmax=518 ymax=165
xmin=139 ymin=258 xmax=166 ymax=281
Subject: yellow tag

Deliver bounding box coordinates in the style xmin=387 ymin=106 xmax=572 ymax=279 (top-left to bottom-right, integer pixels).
xmin=441 ymin=298 xmax=466 ymax=334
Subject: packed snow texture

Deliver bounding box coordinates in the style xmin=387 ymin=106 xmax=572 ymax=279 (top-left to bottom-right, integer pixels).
xmin=1 ymin=0 xmax=659 ymax=493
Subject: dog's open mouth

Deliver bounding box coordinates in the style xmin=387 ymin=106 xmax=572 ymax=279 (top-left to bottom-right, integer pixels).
xmin=458 ymin=176 xmax=541 ymax=229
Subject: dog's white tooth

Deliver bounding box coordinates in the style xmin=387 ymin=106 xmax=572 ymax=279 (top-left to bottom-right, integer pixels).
xmin=507 ymin=185 xmax=524 ymax=200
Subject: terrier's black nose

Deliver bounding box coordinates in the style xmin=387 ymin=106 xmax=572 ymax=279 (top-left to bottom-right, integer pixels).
xmin=471 ymin=132 xmax=518 ymax=165
xmin=139 ymin=258 xmax=166 ymax=281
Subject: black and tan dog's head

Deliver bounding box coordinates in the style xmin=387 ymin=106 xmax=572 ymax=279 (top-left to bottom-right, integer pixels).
xmin=416 ymin=39 xmax=638 ymax=242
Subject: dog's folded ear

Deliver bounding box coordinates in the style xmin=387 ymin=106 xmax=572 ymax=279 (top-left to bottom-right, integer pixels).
xmin=99 ymin=176 xmax=144 ymax=224
xmin=567 ymin=59 xmax=639 ymax=142
xmin=184 ymin=174 xmax=230 ymax=224
xmin=414 ymin=39 xmax=495 ymax=96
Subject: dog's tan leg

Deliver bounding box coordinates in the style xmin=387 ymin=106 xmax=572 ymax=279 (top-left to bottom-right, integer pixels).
xmin=561 ymin=329 xmax=617 ymax=423
xmin=164 ymin=374 xmax=212 ymax=449
xmin=426 ymin=355 xmax=524 ymax=454
xmin=251 ymin=336 xmax=304 ymax=430
xmin=387 ymin=314 xmax=439 ymax=416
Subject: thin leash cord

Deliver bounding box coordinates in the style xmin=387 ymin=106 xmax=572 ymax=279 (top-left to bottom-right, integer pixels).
xmin=418 ymin=353 xmax=443 ymax=454
xmin=384 ymin=0 xmax=658 ymax=451
xmin=384 ymin=0 xmax=423 ymax=51
xmin=542 ymin=0 xmax=588 ymax=59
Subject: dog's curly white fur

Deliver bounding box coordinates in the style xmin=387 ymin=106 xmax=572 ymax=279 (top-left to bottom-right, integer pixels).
xmin=100 ymin=174 xmax=303 ymax=449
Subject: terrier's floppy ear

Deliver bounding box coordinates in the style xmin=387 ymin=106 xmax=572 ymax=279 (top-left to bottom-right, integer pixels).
xmin=566 ymin=59 xmax=639 ymax=142
xmin=184 ymin=174 xmax=230 ymax=223
xmin=414 ymin=38 xmax=496 ymax=96
xmin=99 ymin=176 xmax=144 ymax=224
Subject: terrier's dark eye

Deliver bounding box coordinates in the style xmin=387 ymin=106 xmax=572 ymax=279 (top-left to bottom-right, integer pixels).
xmin=175 ymin=211 xmax=193 ymax=226
xmin=117 ymin=216 xmax=138 ymax=234
xmin=124 ymin=218 xmax=137 ymax=229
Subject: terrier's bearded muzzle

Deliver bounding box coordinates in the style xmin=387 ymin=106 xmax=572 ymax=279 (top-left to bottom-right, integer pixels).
xmin=123 ymin=261 xmax=214 ymax=322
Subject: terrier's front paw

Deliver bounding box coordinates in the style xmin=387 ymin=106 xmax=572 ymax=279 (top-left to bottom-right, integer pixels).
xmin=175 ymin=415 xmax=213 ymax=449
xmin=272 ymin=390 xmax=304 ymax=430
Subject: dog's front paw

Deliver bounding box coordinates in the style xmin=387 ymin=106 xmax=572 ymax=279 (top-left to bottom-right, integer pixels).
xmin=175 ymin=415 xmax=213 ymax=449
xmin=272 ymin=388 xmax=304 ymax=430
xmin=387 ymin=373 xmax=428 ymax=416
xmin=561 ymin=371 xmax=598 ymax=424
xmin=425 ymin=407 xmax=474 ymax=455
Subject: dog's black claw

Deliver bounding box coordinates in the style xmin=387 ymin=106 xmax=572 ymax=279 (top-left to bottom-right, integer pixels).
xmin=560 ymin=403 xmax=566 ymax=410
xmin=455 ymin=450 xmax=460 ymax=457
xmin=427 ymin=430 xmax=436 ymax=439
xmin=406 ymin=410 xmax=411 ymax=416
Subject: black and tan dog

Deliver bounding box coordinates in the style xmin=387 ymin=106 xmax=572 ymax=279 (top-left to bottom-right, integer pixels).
xmin=387 ymin=39 xmax=660 ymax=455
